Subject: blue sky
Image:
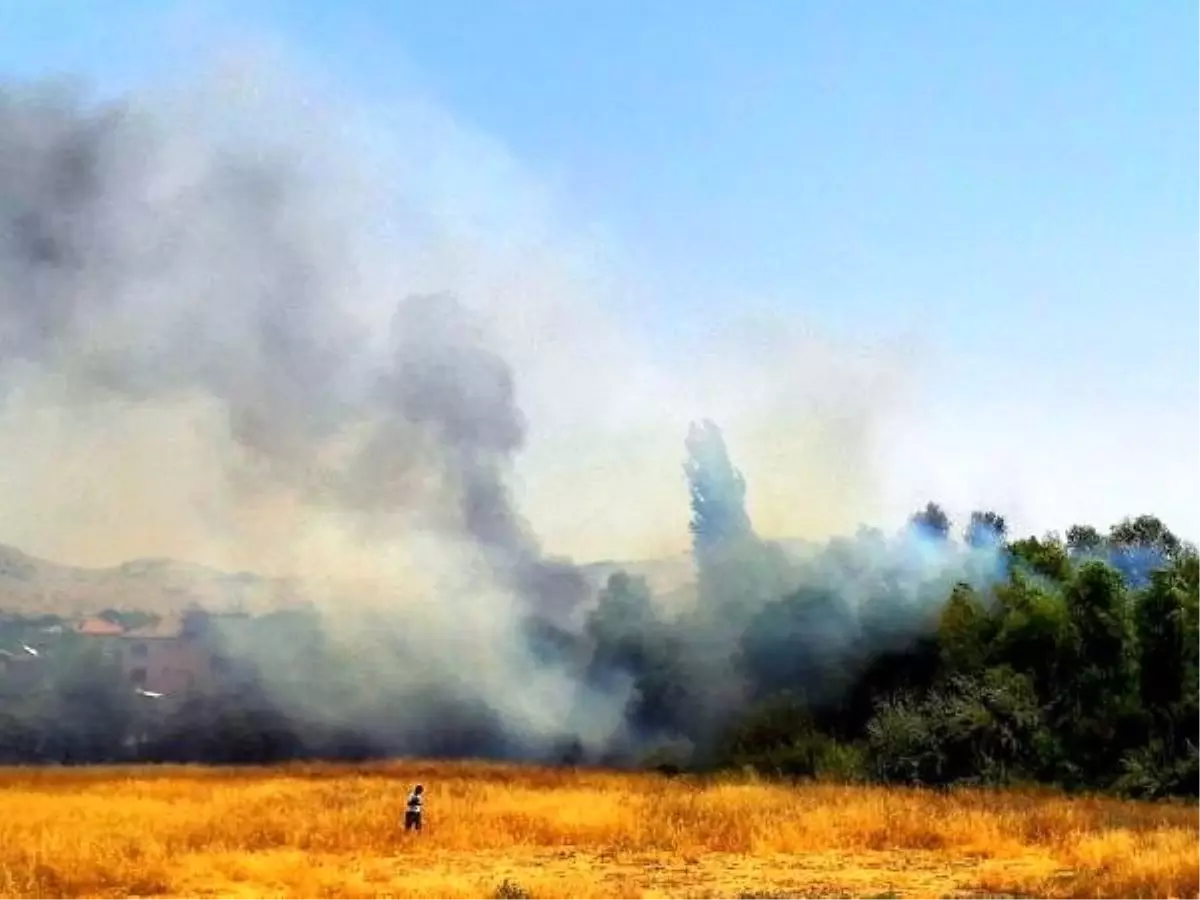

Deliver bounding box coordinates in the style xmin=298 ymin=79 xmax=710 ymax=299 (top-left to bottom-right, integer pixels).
xmin=2 ymin=0 xmax=1197 ymax=546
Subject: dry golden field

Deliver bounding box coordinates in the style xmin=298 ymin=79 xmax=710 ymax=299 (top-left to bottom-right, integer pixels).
xmin=0 ymin=761 xmax=1195 ymax=899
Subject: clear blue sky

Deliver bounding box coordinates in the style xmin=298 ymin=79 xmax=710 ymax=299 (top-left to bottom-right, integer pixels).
xmin=2 ymin=0 xmax=1197 ymax=539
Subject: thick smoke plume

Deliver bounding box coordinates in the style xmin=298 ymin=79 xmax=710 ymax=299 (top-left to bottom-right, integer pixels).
xmin=0 ymin=79 xmax=607 ymax=754
xmin=0 ymin=72 xmax=1000 ymax=763
xmin=0 ymin=81 xmax=586 ymax=599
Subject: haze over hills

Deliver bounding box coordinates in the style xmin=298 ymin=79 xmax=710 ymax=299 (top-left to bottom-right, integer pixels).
xmin=0 ymin=543 xmax=301 ymax=617
xmin=0 ymin=538 xmax=826 ymax=618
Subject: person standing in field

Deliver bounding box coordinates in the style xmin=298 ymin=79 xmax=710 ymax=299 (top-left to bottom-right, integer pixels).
xmin=404 ymin=784 xmax=424 ymax=833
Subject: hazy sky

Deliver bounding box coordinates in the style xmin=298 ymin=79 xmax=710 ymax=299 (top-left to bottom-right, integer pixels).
xmin=2 ymin=0 xmax=1196 ymax=559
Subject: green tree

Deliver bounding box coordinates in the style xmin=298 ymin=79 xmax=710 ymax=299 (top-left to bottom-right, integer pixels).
xmin=1108 ymin=515 xmax=1182 ymax=587
xmin=739 ymin=585 xmax=859 ymax=703
xmin=684 ymin=419 xmax=754 ymax=568
xmin=909 ymin=502 xmax=951 ymax=542
xmin=964 ymin=511 xmax=1007 ymax=548
xmin=1066 ymin=524 xmax=1105 ymax=556
xmin=1109 ymin=515 xmax=1182 ymax=560
xmin=624 ymin=632 xmax=698 ymax=740
xmin=865 ymin=693 xmax=942 ymax=785
xmin=586 ymin=572 xmax=658 ymax=673
xmin=717 ymin=693 xmax=861 ymax=779
xmin=929 ymin=667 xmax=1044 ymax=785
xmin=1008 ymin=534 xmax=1072 ymax=583
xmin=1059 ymin=561 xmax=1138 ymax=783
xmin=991 ymin=573 xmax=1073 ymax=704
xmin=1065 ymin=562 xmax=1136 ymax=703
xmin=682 ymin=420 xmax=792 ymax=631
xmin=937 ymin=582 xmax=994 ymax=674
xmin=1135 ymin=569 xmax=1191 ymax=729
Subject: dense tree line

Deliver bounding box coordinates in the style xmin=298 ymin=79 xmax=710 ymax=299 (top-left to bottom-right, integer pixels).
xmin=578 ymin=422 xmax=1196 ymax=798
xmin=0 ymin=421 xmax=1195 ymax=800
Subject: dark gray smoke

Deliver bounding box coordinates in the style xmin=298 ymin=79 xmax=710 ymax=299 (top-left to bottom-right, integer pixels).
xmin=377 ymin=293 xmax=587 ymax=619
xmin=0 ymin=82 xmax=580 ymax=602
xmin=0 ymin=77 xmax=1008 ymax=767
xmin=0 ymin=79 xmax=603 ymax=754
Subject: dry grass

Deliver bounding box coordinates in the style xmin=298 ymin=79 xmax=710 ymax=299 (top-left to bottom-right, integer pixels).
xmin=0 ymin=761 xmax=1195 ymax=899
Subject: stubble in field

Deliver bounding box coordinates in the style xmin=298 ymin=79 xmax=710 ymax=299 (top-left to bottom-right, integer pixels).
xmin=0 ymin=761 xmax=1195 ymax=899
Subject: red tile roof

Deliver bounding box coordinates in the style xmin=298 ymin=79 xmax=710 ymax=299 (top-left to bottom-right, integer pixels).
xmin=73 ymin=618 xmax=125 ymax=636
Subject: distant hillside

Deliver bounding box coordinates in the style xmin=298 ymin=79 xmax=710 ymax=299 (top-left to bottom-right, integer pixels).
xmin=0 ymin=538 xmax=816 ymax=617
xmin=0 ymin=542 xmax=696 ymax=617
xmin=0 ymin=544 xmax=302 ymax=617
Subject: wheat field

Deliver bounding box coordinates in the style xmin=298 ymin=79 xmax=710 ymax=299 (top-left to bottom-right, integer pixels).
xmin=0 ymin=761 xmax=1195 ymax=899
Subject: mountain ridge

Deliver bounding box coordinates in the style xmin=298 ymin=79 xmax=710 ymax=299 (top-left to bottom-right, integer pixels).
xmin=0 ymin=537 xmax=822 ymax=617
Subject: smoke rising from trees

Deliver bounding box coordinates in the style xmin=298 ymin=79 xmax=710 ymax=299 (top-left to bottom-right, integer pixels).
xmin=1 ymin=72 xmax=1193 ymax=791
